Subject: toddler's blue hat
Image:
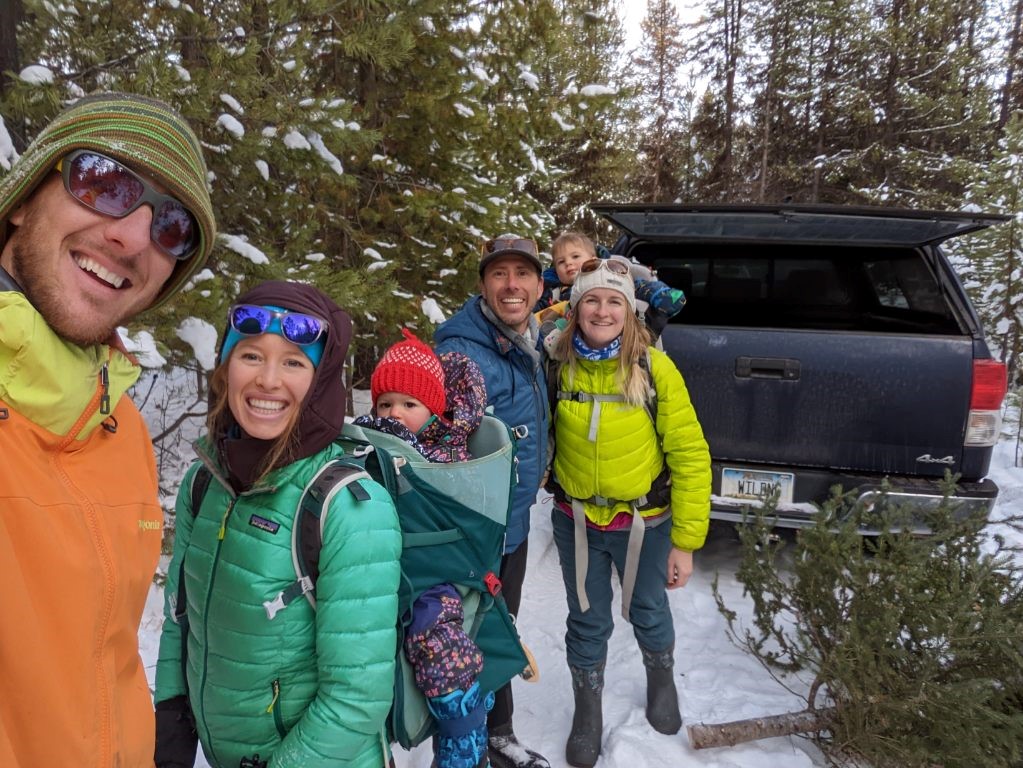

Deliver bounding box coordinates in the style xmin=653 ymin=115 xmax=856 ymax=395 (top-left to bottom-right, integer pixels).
xmin=219 ymin=304 xmax=326 ymax=367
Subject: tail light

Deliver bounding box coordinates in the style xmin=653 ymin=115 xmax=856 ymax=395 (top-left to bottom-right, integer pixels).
xmin=964 ymin=359 xmax=1007 ymax=446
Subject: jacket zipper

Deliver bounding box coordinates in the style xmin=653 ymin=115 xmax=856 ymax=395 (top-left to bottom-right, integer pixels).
xmin=59 ymin=355 xmax=113 ymax=445
xmin=99 ymin=362 xmax=111 ymax=415
xmin=49 ymin=354 xmax=115 ymax=762
xmin=529 ymin=355 xmax=547 ymax=490
xmin=268 ymin=679 xmax=286 ymax=738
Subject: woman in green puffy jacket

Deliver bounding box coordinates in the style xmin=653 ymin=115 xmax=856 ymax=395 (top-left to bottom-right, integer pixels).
xmin=545 ymin=258 xmax=712 ymax=768
xmin=154 ymin=281 xmax=402 ymax=768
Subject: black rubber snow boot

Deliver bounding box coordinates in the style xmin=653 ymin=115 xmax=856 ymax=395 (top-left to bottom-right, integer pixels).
xmin=566 ymin=662 xmax=604 ymax=768
xmin=640 ymin=645 xmax=682 ymax=735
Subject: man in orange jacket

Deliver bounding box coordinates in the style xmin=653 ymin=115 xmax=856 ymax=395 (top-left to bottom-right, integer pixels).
xmin=0 ymin=93 xmax=216 ymax=768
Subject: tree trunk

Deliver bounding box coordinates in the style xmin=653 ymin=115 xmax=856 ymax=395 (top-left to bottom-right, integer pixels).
xmin=998 ymin=0 xmax=1023 ymax=132
xmin=0 ymin=0 xmax=24 ymax=149
xmin=0 ymin=0 xmax=23 ymax=94
xmin=686 ymin=707 xmax=834 ymax=750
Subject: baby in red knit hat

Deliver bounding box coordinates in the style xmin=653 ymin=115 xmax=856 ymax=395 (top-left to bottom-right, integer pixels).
xmin=355 ymin=329 xmax=493 ymax=768
xmin=359 ymin=328 xmax=487 ymax=462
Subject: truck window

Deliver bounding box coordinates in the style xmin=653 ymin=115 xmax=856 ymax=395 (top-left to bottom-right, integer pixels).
xmin=638 ymin=244 xmax=962 ymax=334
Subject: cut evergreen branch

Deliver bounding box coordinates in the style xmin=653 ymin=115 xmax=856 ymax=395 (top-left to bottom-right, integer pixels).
xmin=708 ymin=476 xmax=1023 ymax=767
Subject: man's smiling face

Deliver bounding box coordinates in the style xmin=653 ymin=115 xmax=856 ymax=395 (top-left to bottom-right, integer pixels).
xmin=479 ymin=254 xmax=544 ymax=334
xmin=1 ymin=172 xmax=176 ymax=345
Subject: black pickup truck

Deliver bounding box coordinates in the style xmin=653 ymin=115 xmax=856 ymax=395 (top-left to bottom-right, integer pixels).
xmin=593 ymin=204 xmax=1010 ymax=532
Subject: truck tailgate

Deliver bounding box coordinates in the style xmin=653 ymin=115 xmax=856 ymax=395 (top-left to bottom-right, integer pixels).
xmin=662 ymin=325 xmax=975 ymax=477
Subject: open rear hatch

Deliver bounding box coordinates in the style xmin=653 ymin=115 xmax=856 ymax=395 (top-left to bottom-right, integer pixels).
xmin=593 ymin=204 xmax=1007 ymax=489
xmin=590 ymin=203 xmax=1008 ymax=246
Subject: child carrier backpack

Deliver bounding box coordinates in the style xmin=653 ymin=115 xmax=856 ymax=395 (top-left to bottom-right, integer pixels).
xmin=181 ymin=415 xmax=529 ymax=750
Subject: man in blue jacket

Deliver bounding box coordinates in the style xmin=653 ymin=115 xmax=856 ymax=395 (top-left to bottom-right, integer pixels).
xmin=434 ymin=235 xmax=550 ymax=768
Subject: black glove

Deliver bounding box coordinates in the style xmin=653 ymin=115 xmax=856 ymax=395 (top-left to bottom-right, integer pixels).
xmin=154 ymin=694 xmax=198 ymax=768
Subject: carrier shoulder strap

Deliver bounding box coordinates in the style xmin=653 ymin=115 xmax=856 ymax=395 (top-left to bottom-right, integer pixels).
xmin=180 ymin=457 xmax=375 ymax=622
xmin=638 ymin=349 xmax=658 ymax=426
xmin=263 ymin=457 xmax=373 ymax=619
xmin=176 ymin=467 xmax=213 ymax=622
xmin=549 ymin=350 xmax=658 ymax=438
xmin=175 ymin=465 xmax=214 ymax=685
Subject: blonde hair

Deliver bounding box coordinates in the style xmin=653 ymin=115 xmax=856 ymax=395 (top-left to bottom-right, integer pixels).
xmin=206 ymin=355 xmax=305 ymax=485
xmin=550 ymin=310 xmax=653 ymax=406
xmin=551 ymin=231 xmax=597 ymax=261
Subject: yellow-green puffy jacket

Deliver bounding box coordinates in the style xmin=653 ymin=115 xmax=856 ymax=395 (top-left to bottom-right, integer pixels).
xmin=552 ymin=348 xmax=711 ymax=551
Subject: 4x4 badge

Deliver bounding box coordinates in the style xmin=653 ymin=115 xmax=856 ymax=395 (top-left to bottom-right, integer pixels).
xmin=916 ymin=454 xmax=955 ymax=465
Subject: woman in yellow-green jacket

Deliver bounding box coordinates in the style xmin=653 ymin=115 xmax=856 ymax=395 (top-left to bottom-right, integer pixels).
xmin=545 ymin=257 xmax=711 ymax=768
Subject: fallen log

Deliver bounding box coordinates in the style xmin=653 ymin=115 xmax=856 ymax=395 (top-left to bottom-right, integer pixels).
xmin=687 ymin=707 xmax=835 ymax=749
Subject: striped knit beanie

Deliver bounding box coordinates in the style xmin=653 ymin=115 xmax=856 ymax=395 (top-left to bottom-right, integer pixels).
xmin=371 ymin=328 xmax=446 ymax=417
xmin=0 ymin=92 xmax=216 ymax=310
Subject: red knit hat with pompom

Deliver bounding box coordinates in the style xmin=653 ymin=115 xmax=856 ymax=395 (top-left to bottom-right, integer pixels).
xmin=371 ymin=328 xmax=446 ymax=416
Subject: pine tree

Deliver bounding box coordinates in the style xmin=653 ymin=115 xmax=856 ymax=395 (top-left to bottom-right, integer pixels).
xmin=0 ymin=1 xmax=567 ymax=381
xmin=959 ymin=113 xmax=1023 ymax=386
xmin=630 ymin=0 xmax=689 ymax=201
xmin=854 ymin=0 xmax=996 ymax=207
xmin=740 ymin=0 xmax=875 ymax=203
xmin=714 ymin=482 xmax=1023 ymax=766
xmin=688 ymin=0 xmax=746 ymax=199
xmin=524 ymin=0 xmax=637 ymax=239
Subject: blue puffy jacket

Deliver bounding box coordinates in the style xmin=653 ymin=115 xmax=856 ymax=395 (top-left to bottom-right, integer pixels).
xmin=435 ymin=296 xmax=549 ymax=553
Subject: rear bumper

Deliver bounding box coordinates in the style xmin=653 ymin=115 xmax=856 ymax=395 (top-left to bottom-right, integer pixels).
xmin=709 ymin=463 xmax=998 ymax=534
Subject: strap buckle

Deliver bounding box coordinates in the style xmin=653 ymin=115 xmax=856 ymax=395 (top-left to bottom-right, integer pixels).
xmin=484 ymin=571 xmax=503 ymax=596
xmin=263 ymin=576 xmax=315 ymax=620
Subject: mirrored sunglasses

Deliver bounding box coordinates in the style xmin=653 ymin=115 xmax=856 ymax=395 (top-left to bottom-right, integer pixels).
xmin=580 ymin=257 xmax=630 ymax=276
xmin=57 ymin=149 xmax=200 ymax=261
xmin=229 ymin=304 xmax=328 ymax=346
xmin=481 ymin=237 xmax=539 ymax=258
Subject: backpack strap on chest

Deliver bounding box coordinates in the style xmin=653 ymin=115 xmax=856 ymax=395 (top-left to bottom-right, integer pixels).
xmin=557 ymin=390 xmax=629 ymax=442
xmin=174 ymin=466 xmax=214 ymax=686
xmin=176 ymin=467 xmax=213 ymax=625
xmin=262 ymin=457 xmax=373 ymax=620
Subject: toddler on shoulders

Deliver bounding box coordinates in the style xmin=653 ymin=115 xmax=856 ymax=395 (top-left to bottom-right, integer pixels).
xmin=534 ymin=231 xmax=686 ymax=339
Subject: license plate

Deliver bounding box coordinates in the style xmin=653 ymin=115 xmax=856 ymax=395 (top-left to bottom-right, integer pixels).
xmin=721 ymin=467 xmax=795 ymax=504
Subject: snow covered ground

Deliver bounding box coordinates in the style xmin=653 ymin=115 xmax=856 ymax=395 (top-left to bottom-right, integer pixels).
xmin=138 ymin=401 xmax=1022 ymax=768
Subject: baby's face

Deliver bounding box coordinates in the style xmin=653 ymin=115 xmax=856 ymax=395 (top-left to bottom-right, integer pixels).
xmin=375 ymin=391 xmax=432 ymax=433
xmin=553 ymin=243 xmax=594 ymax=285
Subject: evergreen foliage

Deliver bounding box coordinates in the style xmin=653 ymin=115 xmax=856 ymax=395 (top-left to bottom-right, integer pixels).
xmin=686 ymin=0 xmax=746 ymax=200
xmin=3 ymin=0 xmax=1023 ymax=400
xmin=715 ymin=480 xmax=1023 ymax=767
xmin=630 ymin=0 xmax=690 ymax=201
xmin=525 ymin=0 xmax=636 ymax=239
xmin=958 ymin=113 xmax=1023 ymax=386
xmin=0 ymin=0 xmax=572 ymax=377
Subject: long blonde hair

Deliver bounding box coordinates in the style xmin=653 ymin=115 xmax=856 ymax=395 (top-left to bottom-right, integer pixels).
xmin=550 ymin=309 xmax=653 ymax=406
xmin=206 ymin=356 xmax=305 ymax=484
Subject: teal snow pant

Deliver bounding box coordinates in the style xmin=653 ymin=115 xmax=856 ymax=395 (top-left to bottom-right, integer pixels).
xmin=551 ymin=507 xmax=675 ymax=669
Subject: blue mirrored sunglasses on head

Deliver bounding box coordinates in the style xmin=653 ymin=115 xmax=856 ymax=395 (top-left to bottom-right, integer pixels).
xmin=229 ymin=304 xmax=328 ymax=345
xmin=57 ymin=149 xmax=200 ymax=260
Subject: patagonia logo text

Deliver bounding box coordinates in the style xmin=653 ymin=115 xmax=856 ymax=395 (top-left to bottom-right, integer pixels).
xmin=138 ymin=520 xmax=161 ymax=531
xmin=249 ymin=515 xmax=280 ymax=534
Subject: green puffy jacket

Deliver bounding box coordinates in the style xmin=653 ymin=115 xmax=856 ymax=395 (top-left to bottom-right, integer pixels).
xmin=552 ymin=347 xmax=712 ymax=551
xmin=155 ymin=440 xmax=402 ymax=768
